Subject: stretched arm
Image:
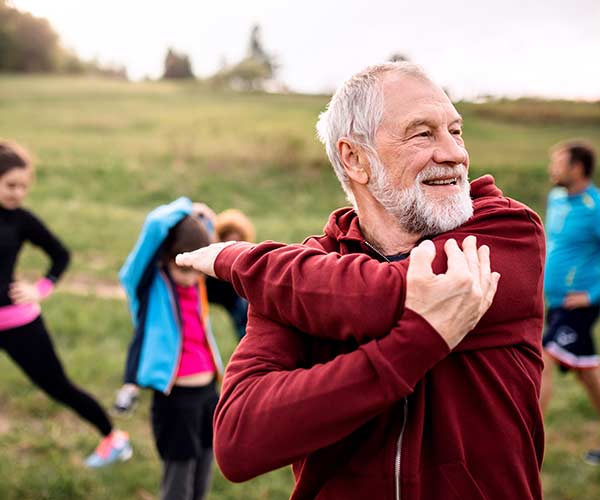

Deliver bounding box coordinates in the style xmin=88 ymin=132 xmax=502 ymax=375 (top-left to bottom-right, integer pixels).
xmin=178 ymin=201 xmax=543 ymax=346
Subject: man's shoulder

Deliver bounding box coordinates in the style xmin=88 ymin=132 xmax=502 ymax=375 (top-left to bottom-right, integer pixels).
xmin=472 ymin=188 xmax=541 ymax=227
xmin=548 ymin=187 xmax=568 ymax=203
xmin=456 ymin=188 xmax=545 ymax=251
xmin=302 ymin=233 xmax=341 ymax=252
xmin=301 ymin=207 xmax=360 ymax=252
xmin=471 ymin=175 xmax=539 ymax=219
xmin=585 ymin=184 xmax=600 ymax=207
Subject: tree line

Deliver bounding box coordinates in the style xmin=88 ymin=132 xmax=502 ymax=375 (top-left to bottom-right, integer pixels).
xmin=0 ymin=2 xmax=279 ymax=90
xmin=0 ymin=0 xmax=126 ymax=77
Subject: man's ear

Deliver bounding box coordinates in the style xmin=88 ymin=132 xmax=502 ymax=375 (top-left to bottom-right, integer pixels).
xmin=337 ymin=138 xmax=370 ymax=185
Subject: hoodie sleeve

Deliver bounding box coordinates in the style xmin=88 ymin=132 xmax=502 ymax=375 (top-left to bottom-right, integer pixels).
xmin=119 ymin=197 xmax=193 ymax=323
xmin=215 ymin=241 xmax=407 ymax=342
xmin=214 ymin=306 xmax=450 ymax=482
xmin=214 ymin=200 xmax=545 ymax=347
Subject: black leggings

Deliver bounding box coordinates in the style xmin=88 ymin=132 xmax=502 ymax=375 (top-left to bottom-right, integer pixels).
xmin=0 ymin=316 xmax=113 ymax=436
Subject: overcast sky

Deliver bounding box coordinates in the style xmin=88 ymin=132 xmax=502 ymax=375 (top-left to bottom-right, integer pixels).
xmin=11 ymin=0 xmax=600 ymax=100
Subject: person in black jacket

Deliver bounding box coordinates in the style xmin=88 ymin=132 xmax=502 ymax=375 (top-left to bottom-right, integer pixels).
xmin=0 ymin=139 xmax=131 ymax=468
xmin=207 ymin=209 xmax=255 ymax=339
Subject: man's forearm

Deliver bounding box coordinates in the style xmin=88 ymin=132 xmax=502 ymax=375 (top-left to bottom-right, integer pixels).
xmin=214 ymin=309 xmax=449 ymax=482
xmin=215 ymin=241 xmax=405 ymax=342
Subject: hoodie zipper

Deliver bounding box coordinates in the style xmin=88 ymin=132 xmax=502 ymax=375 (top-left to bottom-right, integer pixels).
xmin=363 ymin=240 xmax=391 ymax=262
xmin=395 ymin=398 xmax=408 ymax=500
xmin=364 ymin=239 xmax=407 ymax=500
xmin=364 ymin=239 xmax=405 ymax=499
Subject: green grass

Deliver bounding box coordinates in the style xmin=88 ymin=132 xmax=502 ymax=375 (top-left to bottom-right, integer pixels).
xmin=1 ymin=74 xmax=600 ymax=499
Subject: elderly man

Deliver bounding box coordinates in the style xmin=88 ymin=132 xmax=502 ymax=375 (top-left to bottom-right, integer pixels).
xmin=178 ymin=62 xmax=545 ymax=499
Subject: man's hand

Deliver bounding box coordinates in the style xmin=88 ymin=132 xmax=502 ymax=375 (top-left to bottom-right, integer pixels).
xmin=405 ymin=236 xmax=500 ymax=349
xmin=563 ymin=291 xmax=591 ymax=310
xmin=175 ymin=241 xmax=237 ymax=278
xmin=9 ymin=281 xmax=41 ymax=305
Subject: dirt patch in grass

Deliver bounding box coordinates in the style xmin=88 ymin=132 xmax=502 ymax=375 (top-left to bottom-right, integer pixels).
xmin=0 ymin=413 xmax=10 ymax=435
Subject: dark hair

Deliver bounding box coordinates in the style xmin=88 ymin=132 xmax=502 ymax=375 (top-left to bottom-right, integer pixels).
xmin=162 ymin=215 xmax=211 ymax=262
xmin=0 ymin=140 xmax=32 ymax=177
xmin=554 ymin=140 xmax=596 ymax=178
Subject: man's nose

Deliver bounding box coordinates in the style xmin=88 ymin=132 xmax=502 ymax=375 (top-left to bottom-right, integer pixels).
xmin=432 ymin=132 xmax=468 ymax=166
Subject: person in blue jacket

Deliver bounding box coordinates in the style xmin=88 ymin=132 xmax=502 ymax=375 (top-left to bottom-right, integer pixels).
xmin=539 ymin=140 xmax=600 ymax=464
xmin=117 ymin=197 xmax=223 ymax=500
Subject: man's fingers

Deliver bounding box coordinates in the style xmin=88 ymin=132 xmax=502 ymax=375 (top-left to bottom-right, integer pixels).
xmin=176 ymin=248 xmax=209 ymax=270
xmin=407 ymin=240 xmax=436 ymax=280
xmin=461 ymin=236 xmax=480 ymax=284
xmin=176 ymin=241 xmax=235 ymax=278
xmin=481 ymin=271 xmax=501 ymax=314
xmin=477 ymin=244 xmax=491 ymax=277
xmin=444 ymin=238 xmax=470 ymax=277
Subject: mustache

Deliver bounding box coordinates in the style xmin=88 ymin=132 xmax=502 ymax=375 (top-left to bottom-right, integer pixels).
xmin=416 ymin=164 xmax=468 ymax=183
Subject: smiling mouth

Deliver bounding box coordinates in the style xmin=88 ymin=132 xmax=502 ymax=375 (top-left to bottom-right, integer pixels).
xmin=423 ymin=177 xmax=459 ymax=186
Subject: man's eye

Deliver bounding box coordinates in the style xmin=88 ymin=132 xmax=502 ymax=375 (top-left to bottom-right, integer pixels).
xmin=451 ymin=129 xmax=462 ymax=136
xmin=415 ymin=131 xmax=431 ymax=138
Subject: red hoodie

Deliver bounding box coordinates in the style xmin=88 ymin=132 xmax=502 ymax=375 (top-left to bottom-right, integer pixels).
xmin=214 ymin=176 xmax=545 ymax=500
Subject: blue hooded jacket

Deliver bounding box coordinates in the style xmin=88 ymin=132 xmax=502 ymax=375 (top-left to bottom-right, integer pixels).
xmin=119 ymin=197 xmax=223 ymax=393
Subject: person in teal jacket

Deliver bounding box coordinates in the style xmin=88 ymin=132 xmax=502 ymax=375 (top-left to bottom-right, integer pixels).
xmin=539 ymin=141 xmax=600 ymax=465
xmin=119 ymin=197 xmax=223 ymax=390
xmin=118 ymin=197 xmax=224 ymax=500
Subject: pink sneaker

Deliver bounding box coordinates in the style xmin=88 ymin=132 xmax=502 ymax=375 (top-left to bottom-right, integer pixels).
xmin=85 ymin=430 xmax=133 ymax=468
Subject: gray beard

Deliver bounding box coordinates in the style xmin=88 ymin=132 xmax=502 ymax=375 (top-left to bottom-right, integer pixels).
xmin=369 ymin=160 xmax=474 ymax=236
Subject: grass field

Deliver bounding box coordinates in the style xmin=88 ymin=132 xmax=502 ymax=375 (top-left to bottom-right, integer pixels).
xmin=1 ymin=74 xmax=600 ymax=499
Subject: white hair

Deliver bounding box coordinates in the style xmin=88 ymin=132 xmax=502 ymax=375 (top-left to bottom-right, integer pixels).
xmin=316 ymin=62 xmax=431 ymax=206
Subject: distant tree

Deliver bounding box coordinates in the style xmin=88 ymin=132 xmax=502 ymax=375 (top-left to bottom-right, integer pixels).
xmin=247 ymin=24 xmax=276 ymax=80
xmin=389 ymin=52 xmax=410 ymax=63
xmin=162 ymin=48 xmax=194 ymax=79
xmin=211 ymin=24 xmax=278 ymax=91
xmin=0 ymin=0 xmax=126 ymax=78
xmin=0 ymin=1 xmax=61 ymax=71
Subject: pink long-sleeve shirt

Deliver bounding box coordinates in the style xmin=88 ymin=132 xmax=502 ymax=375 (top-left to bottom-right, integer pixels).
xmin=175 ymin=283 xmax=215 ymax=377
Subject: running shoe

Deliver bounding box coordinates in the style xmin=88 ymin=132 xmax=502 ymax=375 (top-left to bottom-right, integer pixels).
xmin=584 ymin=449 xmax=600 ymax=465
xmin=112 ymin=385 xmax=139 ymax=416
xmin=85 ymin=430 xmax=133 ymax=468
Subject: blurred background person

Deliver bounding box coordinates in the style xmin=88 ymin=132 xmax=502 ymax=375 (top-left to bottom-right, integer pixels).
xmin=116 ymin=198 xmax=223 ymax=500
xmin=540 ymin=141 xmax=600 ymax=464
xmin=206 ymin=209 xmax=255 ymax=340
xmin=0 ymin=139 xmax=132 ymax=468
xmin=113 ymin=205 xmax=253 ymax=415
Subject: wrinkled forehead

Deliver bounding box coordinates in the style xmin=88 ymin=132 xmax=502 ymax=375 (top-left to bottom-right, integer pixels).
xmin=379 ymin=73 xmax=459 ymax=128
